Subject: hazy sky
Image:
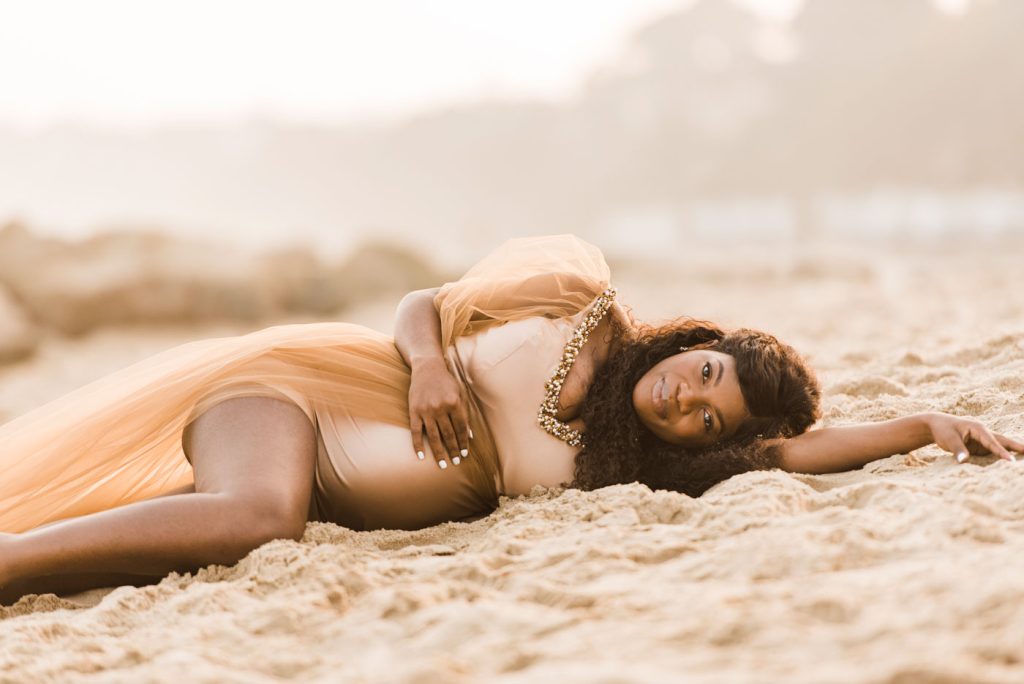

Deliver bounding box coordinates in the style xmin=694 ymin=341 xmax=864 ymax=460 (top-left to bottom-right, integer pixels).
xmin=0 ymin=0 xmax=811 ymax=129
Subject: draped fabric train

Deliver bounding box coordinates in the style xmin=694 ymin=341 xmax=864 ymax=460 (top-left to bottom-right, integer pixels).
xmin=0 ymin=234 xmax=611 ymax=533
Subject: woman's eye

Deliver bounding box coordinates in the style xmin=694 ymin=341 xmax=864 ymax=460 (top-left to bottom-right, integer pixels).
xmin=702 ymin=362 xmax=711 ymax=383
xmin=703 ymin=409 xmax=713 ymax=432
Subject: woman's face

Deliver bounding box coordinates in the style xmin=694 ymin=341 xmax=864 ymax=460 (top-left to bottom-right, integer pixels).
xmin=631 ymin=348 xmax=750 ymax=448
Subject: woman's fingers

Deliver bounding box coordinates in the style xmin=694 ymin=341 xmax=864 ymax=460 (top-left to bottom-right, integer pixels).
xmin=947 ymin=431 xmax=971 ymax=463
xmin=969 ymin=425 xmax=1014 ymax=462
xmin=410 ymin=415 xmax=426 ymax=461
xmin=932 ymin=422 xmax=971 ymax=463
xmin=424 ymin=414 xmax=464 ymax=469
xmin=453 ymin=406 xmax=471 ymax=462
xmin=956 ymin=424 xmax=1018 ymax=463
xmin=933 ymin=416 xmax=1021 ymax=464
xmin=989 ymin=438 xmax=1015 ymax=462
xmin=424 ymin=419 xmax=450 ymax=469
xmin=436 ymin=411 xmax=464 ymax=464
xmin=995 ymin=432 xmax=1024 ymax=455
xmin=410 ymin=407 xmax=471 ymax=470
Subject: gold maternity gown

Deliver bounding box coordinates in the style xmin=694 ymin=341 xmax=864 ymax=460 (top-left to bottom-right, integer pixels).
xmin=0 ymin=235 xmax=612 ymax=533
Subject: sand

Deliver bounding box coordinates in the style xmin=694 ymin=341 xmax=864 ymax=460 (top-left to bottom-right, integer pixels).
xmin=1 ymin=238 xmax=1022 ymax=683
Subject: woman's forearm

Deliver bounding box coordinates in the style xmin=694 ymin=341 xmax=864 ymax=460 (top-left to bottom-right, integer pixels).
xmin=394 ymin=287 xmax=444 ymax=370
xmin=779 ymin=413 xmax=937 ymax=474
xmin=394 ymin=286 xmax=474 ymax=463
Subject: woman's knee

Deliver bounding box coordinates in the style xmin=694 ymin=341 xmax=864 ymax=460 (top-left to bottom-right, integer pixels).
xmin=242 ymin=494 xmax=309 ymax=543
xmin=207 ymin=492 xmax=308 ymax=559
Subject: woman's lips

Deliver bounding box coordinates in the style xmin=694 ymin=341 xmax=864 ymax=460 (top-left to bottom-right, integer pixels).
xmin=653 ymin=376 xmax=668 ymax=419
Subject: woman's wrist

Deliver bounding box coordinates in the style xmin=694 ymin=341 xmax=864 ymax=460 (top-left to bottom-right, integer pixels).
xmin=910 ymin=412 xmax=941 ymax=447
xmin=409 ymin=354 xmax=447 ymax=373
xmin=917 ymin=411 xmax=945 ymax=435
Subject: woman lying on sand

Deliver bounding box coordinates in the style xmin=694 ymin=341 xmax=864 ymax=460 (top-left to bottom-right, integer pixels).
xmin=0 ymin=234 xmax=1020 ymax=602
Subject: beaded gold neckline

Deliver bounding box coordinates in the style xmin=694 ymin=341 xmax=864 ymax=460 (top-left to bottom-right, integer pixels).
xmin=537 ymin=287 xmax=617 ymax=449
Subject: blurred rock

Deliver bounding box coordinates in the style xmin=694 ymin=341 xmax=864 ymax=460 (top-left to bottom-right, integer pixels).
xmin=328 ymin=242 xmax=448 ymax=311
xmin=0 ymin=222 xmax=444 ymax=337
xmin=0 ymin=284 xmax=39 ymax=364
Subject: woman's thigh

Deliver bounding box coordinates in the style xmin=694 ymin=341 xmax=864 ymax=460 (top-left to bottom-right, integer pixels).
xmin=183 ymin=396 xmax=317 ymax=527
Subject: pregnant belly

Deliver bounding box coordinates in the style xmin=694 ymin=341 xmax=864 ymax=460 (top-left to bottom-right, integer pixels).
xmin=310 ymin=407 xmax=495 ymax=531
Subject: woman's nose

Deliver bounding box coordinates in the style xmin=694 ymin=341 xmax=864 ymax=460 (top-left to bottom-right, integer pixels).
xmin=676 ymin=379 xmax=697 ymax=412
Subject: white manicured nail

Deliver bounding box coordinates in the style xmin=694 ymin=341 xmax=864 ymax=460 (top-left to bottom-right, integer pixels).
xmin=956 ymin=452 xmax=968 ymax=463
xmin=438 ymin=459 xmax=448 ymax=470
xmin=417 ymin=451 xmax=425 ymax=460
xmin=460 ymin=448 xmax=468 ymax=458
xmin=469 ymin=428 xmax=474 ymax=440
xmin=452 ymin=456 xmax=461 ymax=465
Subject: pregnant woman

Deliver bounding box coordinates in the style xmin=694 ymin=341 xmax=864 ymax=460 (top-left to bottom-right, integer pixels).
xmin=0 ymin=234 xmax=1019 ymax=602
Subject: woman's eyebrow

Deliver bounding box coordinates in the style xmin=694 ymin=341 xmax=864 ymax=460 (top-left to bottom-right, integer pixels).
xmin=715 ymin=406 xmax=726 ymax=436
xmin=715 ymin=359 xmax=724 ymax=387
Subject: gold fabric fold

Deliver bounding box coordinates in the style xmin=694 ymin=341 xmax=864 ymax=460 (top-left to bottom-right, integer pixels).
xmin=0 ymin=233 xmax=611 ymax=533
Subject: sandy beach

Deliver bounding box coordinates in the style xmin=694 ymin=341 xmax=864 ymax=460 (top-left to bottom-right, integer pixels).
xmin=1 ymin=236 xmax=1022 ymax=683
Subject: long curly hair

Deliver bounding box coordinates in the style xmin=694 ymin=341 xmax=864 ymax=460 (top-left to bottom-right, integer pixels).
xmin=569 ymin=317 xmax=821 ymax=497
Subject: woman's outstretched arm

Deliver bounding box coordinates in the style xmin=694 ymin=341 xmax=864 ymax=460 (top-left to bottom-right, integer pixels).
xmin=778 ymin=412 xmax=1023 ymax=474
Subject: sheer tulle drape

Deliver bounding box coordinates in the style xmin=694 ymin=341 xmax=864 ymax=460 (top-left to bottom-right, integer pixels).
xmin=0 ymin=234 xmax=610 ymax=533
xmin=434 ymin=234 xmax=610 ymax=349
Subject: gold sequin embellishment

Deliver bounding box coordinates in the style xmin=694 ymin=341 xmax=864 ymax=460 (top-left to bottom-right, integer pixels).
xmin=537 ymin=287 xmax=617 ymax=449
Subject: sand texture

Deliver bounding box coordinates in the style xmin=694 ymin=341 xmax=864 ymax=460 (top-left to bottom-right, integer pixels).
xmin=0 ymin=239 xmax=1022 ymax=683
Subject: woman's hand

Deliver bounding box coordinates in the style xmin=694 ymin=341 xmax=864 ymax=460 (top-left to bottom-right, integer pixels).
xmin=924 ymin=413 xmax=1022 ymax=463
xmin=408 ymin=357 xmax=470 ymax=469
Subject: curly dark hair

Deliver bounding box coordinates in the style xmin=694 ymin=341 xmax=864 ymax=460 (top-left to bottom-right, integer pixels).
xmin=569 ymin=317 xmax=821 ymax=497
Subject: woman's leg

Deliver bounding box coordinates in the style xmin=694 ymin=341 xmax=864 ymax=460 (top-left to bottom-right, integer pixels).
xmin=0 ymin=396 xmax=317 ymax=602
xmin=0 ymin=571 xmax=163 ymax=603
xmin=0 ymin=485 xmax=199 ymax=601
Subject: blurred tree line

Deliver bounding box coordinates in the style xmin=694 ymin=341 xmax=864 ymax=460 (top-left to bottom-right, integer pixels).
xmin=0 ymin=0 xmax=1020 ymax=250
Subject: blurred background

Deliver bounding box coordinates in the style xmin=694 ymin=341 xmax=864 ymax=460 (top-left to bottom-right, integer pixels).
xmin=1 ymin=0 xmax=1022 ymax=423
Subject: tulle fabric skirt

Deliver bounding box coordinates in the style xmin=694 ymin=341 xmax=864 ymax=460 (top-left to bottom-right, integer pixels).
xmin=0 ymin=322 xmax=499 ymax=533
